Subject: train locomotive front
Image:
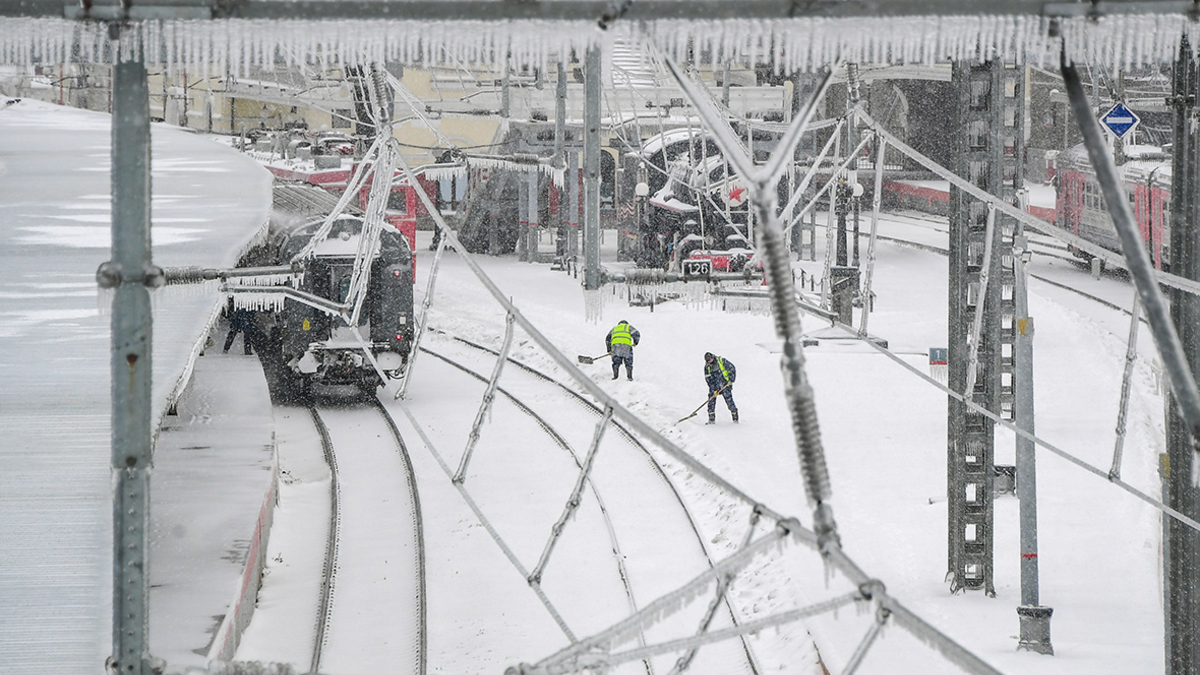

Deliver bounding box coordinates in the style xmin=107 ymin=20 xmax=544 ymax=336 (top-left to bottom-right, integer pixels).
xmin=274 ymin=214 xmax=414 ymax=396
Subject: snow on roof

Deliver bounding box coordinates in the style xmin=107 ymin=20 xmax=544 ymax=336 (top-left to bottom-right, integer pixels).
xmin=641 ymin=128 xmax=704 ymax=157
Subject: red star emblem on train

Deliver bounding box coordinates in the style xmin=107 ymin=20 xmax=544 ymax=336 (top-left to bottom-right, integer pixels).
xmin=725 ymin=183 xmax=747 ymax=207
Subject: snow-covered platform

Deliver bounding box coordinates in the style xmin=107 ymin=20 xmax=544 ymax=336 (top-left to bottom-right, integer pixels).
xmin=150 ymin=350 xmax=277 ymax=673
xmin=0 ymin=99 xmax=273 ymax=673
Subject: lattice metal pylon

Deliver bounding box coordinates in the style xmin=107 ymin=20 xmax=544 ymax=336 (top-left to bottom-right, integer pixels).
xmin=947 ymin=60 xmax=1023 ymax=596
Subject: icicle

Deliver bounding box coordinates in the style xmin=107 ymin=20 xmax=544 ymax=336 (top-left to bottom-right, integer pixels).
xmin=583 ymin=287 xmax=603 ymax=324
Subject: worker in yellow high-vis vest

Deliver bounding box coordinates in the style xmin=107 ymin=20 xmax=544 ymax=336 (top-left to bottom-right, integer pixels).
xmin=605 ymin=319 xmax=641 ymax=381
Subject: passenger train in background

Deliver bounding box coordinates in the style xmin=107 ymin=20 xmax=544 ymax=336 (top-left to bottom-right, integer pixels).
xmin=1054 ymin=143 xmax=1173 ymax=270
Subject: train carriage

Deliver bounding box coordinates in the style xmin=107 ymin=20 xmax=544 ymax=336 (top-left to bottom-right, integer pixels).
xmin=249 ymin=184 xmax=416 ymax=398
xmin=1055 ymin=144 xmax=1172 ymax=269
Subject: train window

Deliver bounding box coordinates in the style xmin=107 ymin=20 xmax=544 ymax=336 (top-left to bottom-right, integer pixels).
xmin=387 ymin=189 xmax=407 ymax=214
xmin=331 ymin=265 xmax=353 ymax=303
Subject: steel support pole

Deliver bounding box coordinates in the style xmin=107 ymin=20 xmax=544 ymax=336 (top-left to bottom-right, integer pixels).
xmin=528 ymin=170 xmax=539 ymax=260
xmin=583 ymin=44 xmax=602 ymax=290
xmin=517 ymin=176 xmax=529 ymax=261
xmin=1165 ymin=36 xmax=1200 ymax=675
xmin=847 ymin=63 xmax=861 ymax=269
xmin=554 ymin=60 xmax=568 ymax=262
xmin=501 ymin=50 xmax=511 ymax=119
xmin=105 ymin=30 xmax=156 ymax=675
xmin=569 ymin=150 xmax=580 ymax=259
xmin=1013 ymin=239 xmax=1052 ymax=654
xmin=554 ymin=59 xmax=567 ymax=169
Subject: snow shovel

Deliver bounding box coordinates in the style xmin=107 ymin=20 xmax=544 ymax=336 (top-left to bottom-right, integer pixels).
xmin=577 ymin=352 xmax=611 ymax=365
xmin=676 ymin=384 xmax=730 ymax=424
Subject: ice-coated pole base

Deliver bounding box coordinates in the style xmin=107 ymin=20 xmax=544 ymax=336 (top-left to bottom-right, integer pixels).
xmin=1017 ymin=605 xmax=1054 ymax=655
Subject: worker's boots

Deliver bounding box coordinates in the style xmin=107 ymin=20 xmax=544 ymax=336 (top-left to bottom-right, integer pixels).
xmin=706 ymin=413 xmax=716 ymax=425
xmin=732 ymin=411 xmax=739 ymax=423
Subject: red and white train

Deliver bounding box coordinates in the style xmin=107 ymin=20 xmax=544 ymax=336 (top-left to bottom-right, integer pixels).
xmin=1054 ymin=144 xmax=1173 ymax=270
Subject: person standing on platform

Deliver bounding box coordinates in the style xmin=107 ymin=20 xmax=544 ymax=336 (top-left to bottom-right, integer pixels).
xmin=223 ymin=307 xmax=256 ymax=355
xmin=605 ymin=319 xmax=640 ymax=381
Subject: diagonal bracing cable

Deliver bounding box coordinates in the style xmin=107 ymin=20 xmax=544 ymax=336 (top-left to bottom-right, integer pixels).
xmin=1110 ymin=292 xmax=1142 ymax=480
xmin=839 ymin=315 xmax=1200 ymax=534
xmin=840 ymin=605 xmax=888 ymax=675
xmin=666 ymin=508 xmax=762 ymax=675
xmin=393 ymin=401 xmax=578 ymax=643
xmin=525 ymin=591 xmax=868 ymax=675
xmin=454 ymin=311 xmax=515 ymax=483
xmin=529 ymin=404 xmax=614 ymax=584
xmin=651 ymin=33 xmax=1005 ymax=675
xmin=389 ymin=93 xmax=1003 ymax=675
xmin=961 ymin=203 xmax=997 ymax=405
xmin=531 ymin=525 xmax=795 ymax=671
xmin=397 ymin=226 xmax=451 ymax=399
xmin=857 ymin=137 xmax=888 ymax=337
xmin=1061 ymin=53 xmax=1200 ymax=471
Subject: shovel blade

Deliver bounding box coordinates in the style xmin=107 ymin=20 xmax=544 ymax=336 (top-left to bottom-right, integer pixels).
xmin=577 ymin=355 xmax=595 ymax=364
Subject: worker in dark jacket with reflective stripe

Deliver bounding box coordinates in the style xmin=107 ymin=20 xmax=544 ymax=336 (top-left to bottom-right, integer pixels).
xmin=605 ymin=319 xmax=640 ymax=380
xmin=704 ymin=352 xmax=738 ymax=424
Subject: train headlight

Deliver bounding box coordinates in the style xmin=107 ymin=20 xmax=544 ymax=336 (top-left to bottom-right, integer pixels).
xmin=377 ymin=351 xmax=404 ymax=370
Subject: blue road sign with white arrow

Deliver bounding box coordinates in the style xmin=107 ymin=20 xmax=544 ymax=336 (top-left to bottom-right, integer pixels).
xmin=1100 ymin=102 xmax=1140 ymax=139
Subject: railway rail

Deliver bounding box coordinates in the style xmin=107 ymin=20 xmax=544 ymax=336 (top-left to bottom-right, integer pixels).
xmin=398 ymin=332 xmax=771 ymax=675
xmin=309 ymin=403 xmax=426 ymax=674
xmin=872 ymin=209 xmax=1143 ymax=317
xmin=234 ymin=403 xmax=426 ymax=675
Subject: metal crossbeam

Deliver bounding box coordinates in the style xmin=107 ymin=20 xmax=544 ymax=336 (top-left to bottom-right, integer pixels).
xmin=4 ymin=0 xmax=1194 ymax=21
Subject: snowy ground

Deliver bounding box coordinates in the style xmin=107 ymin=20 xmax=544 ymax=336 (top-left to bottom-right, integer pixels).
xmin=427 ymin=225 xmax=1166 ymax=672
xmin=239 ymin=213 xmax=1165 ymax=674
xmin=0 ymin=95 xmax=1168 ymax=674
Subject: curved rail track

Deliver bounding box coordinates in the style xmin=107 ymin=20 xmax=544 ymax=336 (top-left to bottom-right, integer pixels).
xmin=307 ymin=403 xmax=426 ymax=675
xmin=415 ymin=330 xmax=765 ymax=675
xmin=875 ymin=209 xmax=1143 ymax=317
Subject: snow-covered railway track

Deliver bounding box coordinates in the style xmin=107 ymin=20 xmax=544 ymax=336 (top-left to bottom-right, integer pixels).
xmin=877 ymin=210 xmax=1142 ymax=318
xmin=880 ymin=209 xmax=1074 ymax=260
xmin=414 ymin=332 xmax=761 ymax=675
xmin=310 ymin=403 xmax=426 ymax=675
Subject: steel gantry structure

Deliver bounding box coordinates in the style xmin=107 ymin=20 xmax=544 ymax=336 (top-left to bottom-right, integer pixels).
xmin=946 ymin=59 xmax=1024 ymax=598
xmin=9 ymin=1 xmax=1200 ymax=674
